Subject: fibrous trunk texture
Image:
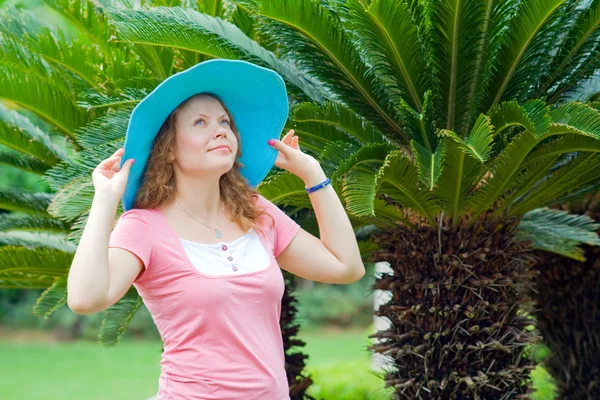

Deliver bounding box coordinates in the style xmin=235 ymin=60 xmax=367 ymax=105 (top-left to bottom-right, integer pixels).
xmin=369 ymin=216 xmax=539 ymax=399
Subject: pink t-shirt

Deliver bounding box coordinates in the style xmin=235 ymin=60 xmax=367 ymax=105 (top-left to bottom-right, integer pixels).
xmin=108 ymin=194 xmax=301 ymax=399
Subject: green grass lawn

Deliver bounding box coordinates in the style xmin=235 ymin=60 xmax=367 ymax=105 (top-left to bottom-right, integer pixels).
xmin=0 ymin=326 xmax=555 ymax=400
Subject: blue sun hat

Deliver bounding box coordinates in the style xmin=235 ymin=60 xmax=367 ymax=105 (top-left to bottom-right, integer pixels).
xmin=118 ymin=58 xmax=289 ymax=212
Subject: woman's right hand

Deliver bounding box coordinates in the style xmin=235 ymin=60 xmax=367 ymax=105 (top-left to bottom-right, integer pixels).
xmin=92 ymin=147 xmax=135 ymax=202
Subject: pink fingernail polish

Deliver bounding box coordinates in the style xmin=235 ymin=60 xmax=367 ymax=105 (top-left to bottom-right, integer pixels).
xmin=268 ymin=139 xmax=276 ymax=146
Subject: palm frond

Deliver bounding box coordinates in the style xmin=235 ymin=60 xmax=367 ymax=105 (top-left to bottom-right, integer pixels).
xmin=433 ymin=132 xmax=484 ymax=224
xmin=32 ymin=276 xmax=68 ymax=319
xmin=257 ymin=172 xmax=311 ymax=208
xmin=549 ymin=102 xmax=600 ymax=138
xmin=43 ymin=138 xmax=124 ymax=191
xmin=256 ymin=0 xmax=408 ymax=144
xmin=543 ymin=0 xmax=600 ymax=103
xmin=0 ymin=246 xmax=72 ymax=279
xmin=318 ymin=140 xmax=361 ymax=177
xmin=0 ymin=213 xmax=70 ymax=233
xmin=489 ymin=99 xmax=551 ymax=139
xmin=74 ymin=106 xmax=133 ymax=149
xmin=509 ymin=153 xmax=600 ymax=216
xmin=463 ymin=0 xmax=515 ymax=133
xmin=46 ymin=176 xmax=95 ymax=222
xmin=23 ymin=28 xmax=106 ymax=89
xmin=42 ymin=0 xmax=114 ymax=54
xmin=0 ymin=231 xmax=76 ymax=252
xmin=105 ymin=6 xmax=326 ymax=103
xmin=410 ymin=138 xmax=445 ymax=191
xmin=0 ymin=188 xmax=53 ymax=215
xmin=427 ymin=0 xmax=489 ymax=132
xmin=99 ymin=286 xmax=143 ymax=346
xmin=291 ymin=101 xmax=388 ymax=145
xmin=345 ymin=151 xmax=437 ymax=224
xmin=0 ymin=62 xmax=90 ymax=140
xmin=342 ymin=168 xmax=378 ymax=217
xmin=486 ymin=0 xmax=565 ymax=108
xmin=398 ymin=90 xmax=437 ymax=152
xmin=522 ymin=134 xmax=600 ymax=167
xmin=440 ymin=114 xmax=494 ymax=162
xmin=346 ymin=0 xmax=427 ymax=113
xmin=493 ymin=153 xmax=563 ymax=217
xmin=516 ymin=207 xmax=600 ymax=261
xmin=0 ymin=103 xmax=68 ymax=165
xmin=0 ymin=146 xmax=50 ymax=175
xmin=329 ymin=141 xmax=395 ymax=185
xmin=77 ymin=86 xmax=152 ymax=110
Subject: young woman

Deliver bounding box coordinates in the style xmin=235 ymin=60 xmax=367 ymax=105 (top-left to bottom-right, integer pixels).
xmin=67 ymin=59 xmax=365 ymax=399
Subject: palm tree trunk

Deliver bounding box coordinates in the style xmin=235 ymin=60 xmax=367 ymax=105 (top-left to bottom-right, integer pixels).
xmin=531 ymin=245 xmax=600 ymax=400
xmin=369 ymin=215 xmax=539 ymax=399
xmin=280 ymin=272 xmax=314 ymax=400
xmin=530 ymin=196 xmax=600 ymax=399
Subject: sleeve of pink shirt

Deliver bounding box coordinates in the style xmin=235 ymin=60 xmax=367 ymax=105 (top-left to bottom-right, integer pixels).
xmin=258 ymin=195 xmax=302 ymax=258
xmin=108 ymin=209 xmax=153 ymax=272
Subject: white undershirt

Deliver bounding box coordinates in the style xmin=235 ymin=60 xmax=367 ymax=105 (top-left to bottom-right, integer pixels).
xmin=179 ymin=228 xmax=271 ymax=276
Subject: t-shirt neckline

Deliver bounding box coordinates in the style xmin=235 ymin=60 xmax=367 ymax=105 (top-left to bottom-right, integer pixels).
xmin=153 ymin=208 xmax=274 ymax=279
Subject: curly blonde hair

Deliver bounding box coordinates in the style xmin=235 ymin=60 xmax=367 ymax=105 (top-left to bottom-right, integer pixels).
xmin=131 ymin=93 xmax=270 ymax=233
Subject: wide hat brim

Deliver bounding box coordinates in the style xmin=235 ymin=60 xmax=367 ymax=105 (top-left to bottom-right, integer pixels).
xmin=119 ymin=58 xmax=289 ymax=212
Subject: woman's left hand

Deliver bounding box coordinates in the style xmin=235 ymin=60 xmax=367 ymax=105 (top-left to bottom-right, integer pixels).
xmin=268 ymin=129 xmax=324 ymax=183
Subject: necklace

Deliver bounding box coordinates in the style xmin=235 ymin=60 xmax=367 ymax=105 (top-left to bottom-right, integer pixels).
xmin=175 ymin=200 xmax=224 ymax=239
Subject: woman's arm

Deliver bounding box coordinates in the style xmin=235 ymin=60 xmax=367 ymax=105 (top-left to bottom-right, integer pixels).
xmin=268 ymin=132 xmax=365 ymax=284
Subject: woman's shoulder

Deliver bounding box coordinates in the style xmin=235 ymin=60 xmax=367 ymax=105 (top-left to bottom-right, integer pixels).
xmin=115 ymin=207 xmax=161 ymax=228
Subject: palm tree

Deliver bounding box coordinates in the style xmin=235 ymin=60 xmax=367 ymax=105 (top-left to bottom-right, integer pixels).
xmin=530 ymin=194 xmax=600 ymax=399
xmin=4 ymin=0 xmax=600 ymax=397
xmin=0 ymin=0 xmax=319 ymax=397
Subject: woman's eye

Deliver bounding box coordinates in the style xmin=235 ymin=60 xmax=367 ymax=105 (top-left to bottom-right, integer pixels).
xmin=221 ymin=119 xmax=230 ymax=125
xmin=194 ymin=119 xmax=204 ymax=125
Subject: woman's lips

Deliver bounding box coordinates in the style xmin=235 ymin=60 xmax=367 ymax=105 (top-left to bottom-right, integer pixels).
xmin=209 ymin=146 xmax=231 ymax=152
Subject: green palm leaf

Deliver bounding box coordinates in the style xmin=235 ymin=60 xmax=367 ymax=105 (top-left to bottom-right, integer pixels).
xmin=463 ymin=0 xmax=516 ymax=133
xmin=516 ymin=207 xmax=600 ymax=261
xmin=104 ymin=6 xmax=326 ymax=103
xmin=0 ymin=213 xmax=70 ymax=233
xmin=411 ymin=139 xmax=445 ymax=191
xmin=257 ymin=172 xmax=310 ymax=208
xmin=74 ymin=106 xmax=133 ymax=149
xmin=46 ymin=176 xmax=95 ymax=222
xmin=32 ymin=276 xmax=68 ymax=318
xmin=0 ymin=231 xmax=76 ymax=252
xmin=346 ymin=0 xmax=427 ymax=113
xmin=0 ymin=103 xmax=68 ymax=165
xmin=432 ymin=133 xmax=484 ymax=224
xmin=509 ymin=153 xmax=600 ymax=216
xmin=487 ymin=0 xmax=565 ymax=108
xmin=345 ymin=151 xmax=437 ymax=224
xmin=256 ymin=0 xmax=407 ymax=144
xmin=0 ymin=246 xmax=72 ymax=280
xmin=550 ymin=102 xmax=600 ymax=137
xmin=440 ymin=114 xmax=494 ymax=162
xmin=291 ymin=101 xmax=387 ymax=145
xmin=0 ymin=63 xmax=90 ymax=140
xmin=0 ymin=147 xmax=50 ymax=175
xmin=42 ymin=0 xmax=114 ymax=54
xmin=427 ymin=0 xmax=489 ymax=132
xmin=0 ymin=188 xmax=53 ymax=215
xmin=543 ymin=0 xmax=600 ymax=102
xmin=98 ymin=286 xmax=144 ymax=346
xmin=328 ymin=141 xmax=395 ymax=186
xmin=43 ymin=138 xmax=123 ymax=193
xmin=522 ymin=134 xmax=600 ymax=167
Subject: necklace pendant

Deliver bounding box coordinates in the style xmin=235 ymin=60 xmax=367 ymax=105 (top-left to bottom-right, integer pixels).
xmin=215 ymin=229 xmax=223 ymax=239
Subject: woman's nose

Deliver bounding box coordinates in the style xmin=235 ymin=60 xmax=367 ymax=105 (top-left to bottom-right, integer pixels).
xmin=215 ymin=127 xmax=227 ymax=138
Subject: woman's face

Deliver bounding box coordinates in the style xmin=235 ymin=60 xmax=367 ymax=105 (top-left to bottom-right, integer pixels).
xmin=170 ymin=95 xmax=239 ymax=176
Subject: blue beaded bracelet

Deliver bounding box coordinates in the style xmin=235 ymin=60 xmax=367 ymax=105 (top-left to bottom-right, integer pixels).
xmin=306 ymin=178 xmax=331 ymax=193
